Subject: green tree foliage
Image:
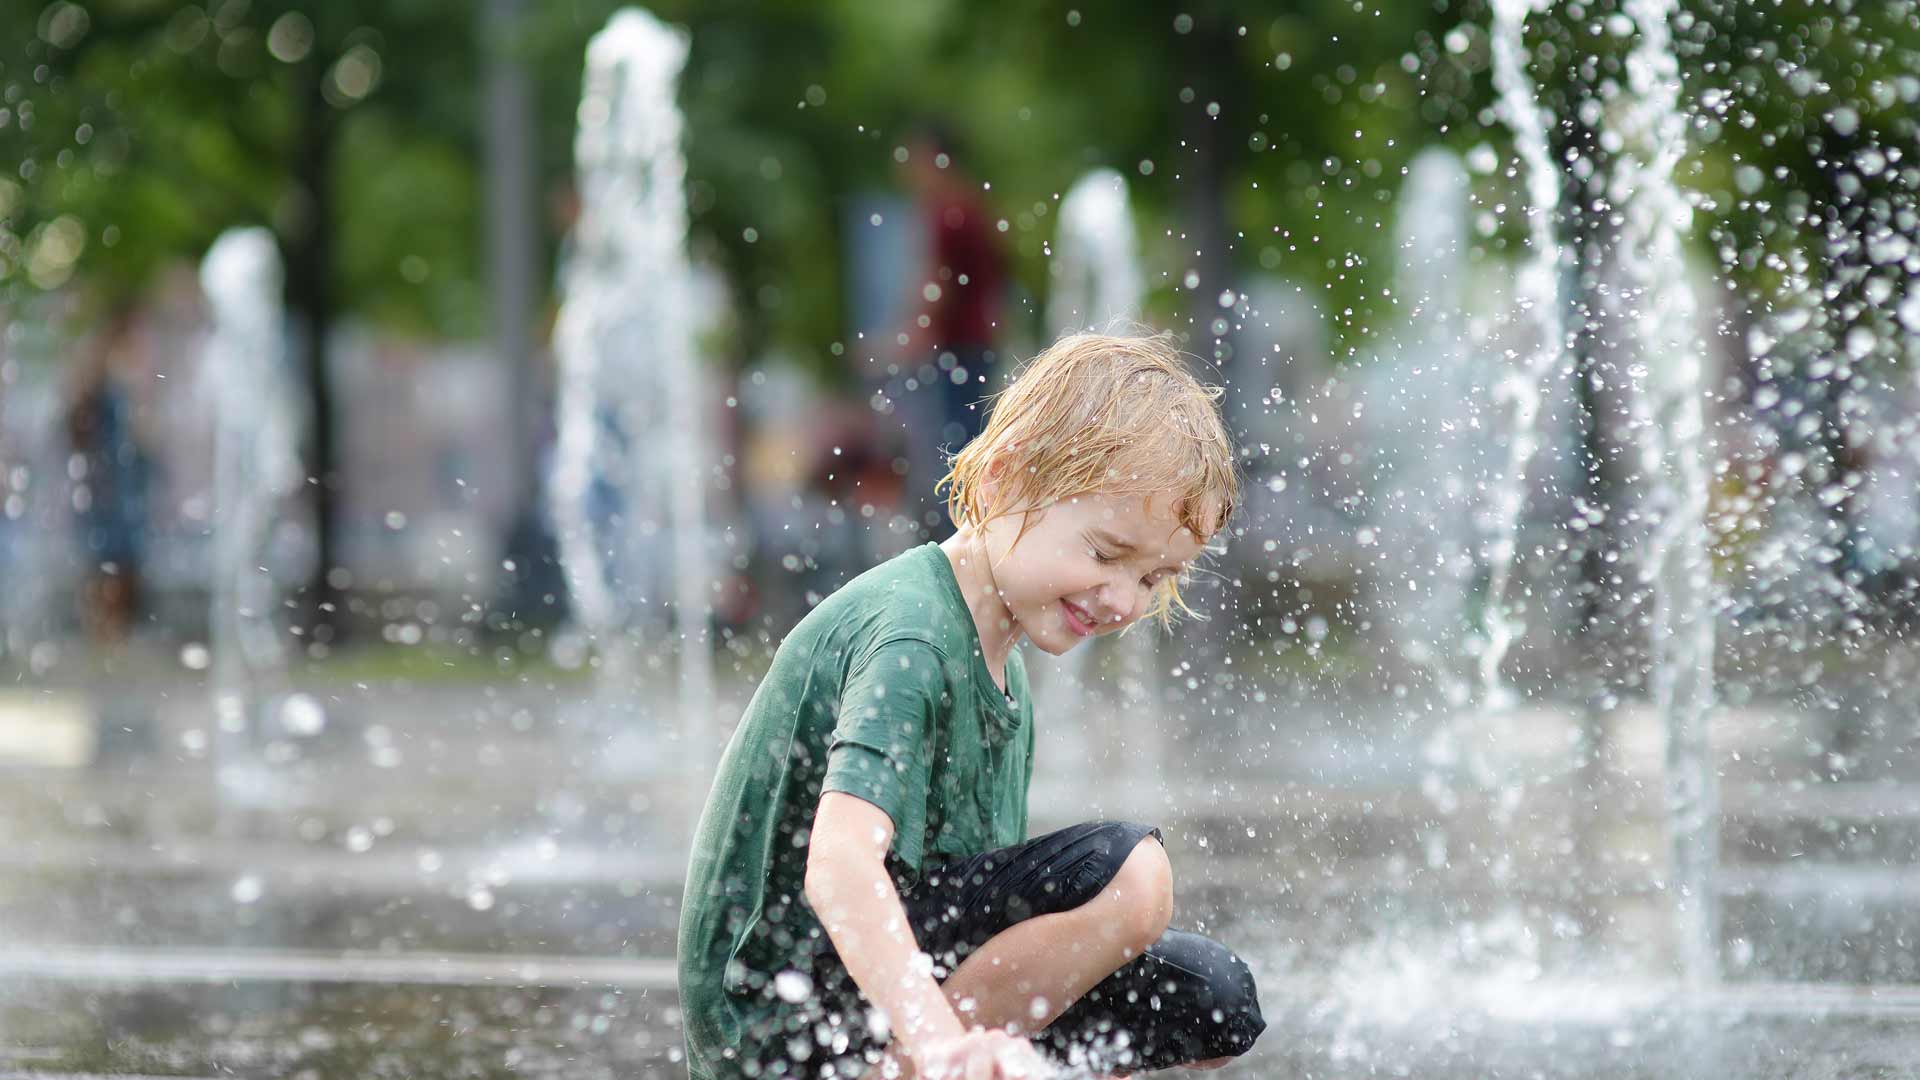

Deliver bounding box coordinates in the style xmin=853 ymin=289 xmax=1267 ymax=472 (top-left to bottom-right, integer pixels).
xmin=2 ymin=0 xmax=484 ymax=330
xmin=2 ymin=0 xmax=1505 ymax=373
xmin=9 ymin=0 xmax=1911 ymax=372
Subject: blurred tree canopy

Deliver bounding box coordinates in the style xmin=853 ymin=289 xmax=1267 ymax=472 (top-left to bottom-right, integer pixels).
xmin=3 ymin=0 xmax=1497 ymax=371
xmin=1 ymin=0 xmax=483 ymax=327
xmin=6 ymin=1 xmax=1919 ymax=502
xmin=8 ymin=0 xmax=1920 ymax=367
xmin=7 ymin=0 xmax=1920 ymax=634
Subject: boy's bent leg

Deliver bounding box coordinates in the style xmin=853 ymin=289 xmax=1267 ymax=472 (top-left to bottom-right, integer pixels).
xmin=1037 ymin=928 xmax=1265 ymax=1072
xmin=935 ymin=829 xmax=1172 ymax=1034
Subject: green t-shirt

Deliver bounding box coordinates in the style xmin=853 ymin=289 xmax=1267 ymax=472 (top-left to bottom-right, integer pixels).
xmin=678 ymin=541 xmax=1034 ymax=1078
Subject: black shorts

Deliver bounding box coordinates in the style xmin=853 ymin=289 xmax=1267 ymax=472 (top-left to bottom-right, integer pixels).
xmin=738 ymin=821 xmax=1265 ymax=1076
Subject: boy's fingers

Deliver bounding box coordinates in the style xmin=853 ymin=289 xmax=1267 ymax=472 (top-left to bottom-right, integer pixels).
xmin=966 ymin=1047 xmax=995 ymax=1080
xmin=917 ymin=1045 xmax=956 ymax=1080
xmin=997 ymin=1041 xmax=1053 ymax=1079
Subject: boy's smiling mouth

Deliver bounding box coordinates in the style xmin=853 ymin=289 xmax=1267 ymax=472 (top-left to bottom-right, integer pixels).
xmin=1060 ymin=600 xmax=1097 ymax=636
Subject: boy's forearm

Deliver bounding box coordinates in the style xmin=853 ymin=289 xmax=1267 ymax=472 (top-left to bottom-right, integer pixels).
xmin=805 ymin=849 xmax=964 ymax=1057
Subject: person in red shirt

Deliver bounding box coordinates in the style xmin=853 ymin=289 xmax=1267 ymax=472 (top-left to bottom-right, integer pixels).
xmin=902 ymin=122 xmax=1006 ymax=496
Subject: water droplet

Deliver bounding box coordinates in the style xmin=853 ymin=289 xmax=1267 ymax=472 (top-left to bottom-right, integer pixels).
xmin=773 ymin=969 xmax=814 ymax=1003
xmin=279 ymin=693 xmax=326 ymax=737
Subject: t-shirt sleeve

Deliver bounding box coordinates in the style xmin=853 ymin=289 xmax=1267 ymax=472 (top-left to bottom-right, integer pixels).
xmin=820 ymin=638 xmax=948 ymax=872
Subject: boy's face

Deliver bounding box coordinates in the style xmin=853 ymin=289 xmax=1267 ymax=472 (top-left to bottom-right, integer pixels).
xmin=978 ymin=490 xmax=1210 ymax=655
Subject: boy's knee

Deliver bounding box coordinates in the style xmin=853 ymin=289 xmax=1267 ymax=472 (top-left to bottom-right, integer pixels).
xmin=1154 ymin=929 xmax=1266 ymax=1059
xmin=1211 ymin=950 xmax=1265 ymax=1056
xmin=1108 ymin=834 xmax=1173 ymax=951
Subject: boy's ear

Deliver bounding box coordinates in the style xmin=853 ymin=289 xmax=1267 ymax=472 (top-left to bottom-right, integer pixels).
xmin=982 ymin=444 xmax=1016 ymax=486
xmin=978 ymin=459 xmax=1003 ymax=504
xmin=976 ymin=451 xmax=1011 ymax=511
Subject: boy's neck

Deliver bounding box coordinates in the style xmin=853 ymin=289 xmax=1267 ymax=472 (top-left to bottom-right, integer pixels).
xmin=939 ymin=528 xmax=1020 ymax=688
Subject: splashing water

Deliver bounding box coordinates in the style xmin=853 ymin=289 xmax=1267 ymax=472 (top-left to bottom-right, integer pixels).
xmin=548 ymin=8 xmax=714 ymax=767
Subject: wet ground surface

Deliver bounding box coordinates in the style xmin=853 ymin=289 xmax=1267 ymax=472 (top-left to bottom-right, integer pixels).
xmin=6 ymin=970 xmax=1920 ymax=1078
xmin=4 ymin=647 xmax=1919 ymax=1077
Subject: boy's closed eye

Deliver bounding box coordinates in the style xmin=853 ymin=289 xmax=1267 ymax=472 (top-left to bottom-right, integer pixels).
xmin=1087 ymin=532 xmax=1181 ymax=589
xmin=1089 ymin=546 xmax=1173 ymax=589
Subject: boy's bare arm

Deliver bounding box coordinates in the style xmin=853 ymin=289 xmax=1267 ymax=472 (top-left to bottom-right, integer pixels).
xmin=803 ymin=791 xmax=966 ymax=1057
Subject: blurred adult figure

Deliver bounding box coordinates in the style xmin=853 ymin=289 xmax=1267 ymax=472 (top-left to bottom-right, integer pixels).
xmin=899 ymin=121 xmax=1005 ymax=537
xmin=68 ymin=315 xmax=153 ymax=645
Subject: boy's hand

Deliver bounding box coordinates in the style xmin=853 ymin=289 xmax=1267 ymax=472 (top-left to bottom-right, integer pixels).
xmin=916 ymin=1029 xmax=1054 ymax=1080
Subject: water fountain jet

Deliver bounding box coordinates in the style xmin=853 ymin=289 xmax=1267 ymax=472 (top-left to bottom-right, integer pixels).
xmin=1612 ymin=0 xmax=1721 ymax=990
xmin=199 ymin=226 xmax=305 ymax=816
xmin=549 ymin=8 xmax=715 ymax=775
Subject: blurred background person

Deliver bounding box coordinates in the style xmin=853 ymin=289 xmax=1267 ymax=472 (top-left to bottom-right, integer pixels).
xmin=66 ymin=313 xmax=153 ymax=647
xmin=895 ymin=120 xmax=1006 ymax=540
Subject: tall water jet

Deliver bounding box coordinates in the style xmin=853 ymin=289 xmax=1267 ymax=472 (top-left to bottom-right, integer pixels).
xmin=1612 ymin=0 xmax=1720 ymax=989
xmin=1480 ymin=0 xmax=1569 ymax=712
xmin=199 ymin=226 xmax=304 ymax=809
xmin=549 ymin=8 xmax=714 ymax=771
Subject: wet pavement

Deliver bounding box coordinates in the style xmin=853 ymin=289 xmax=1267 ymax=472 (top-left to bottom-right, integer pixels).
xmin=7 ymin=963 xmax=1920 ymax=1078
xmin=4 ymin=645 xmax=1919 ymax=1077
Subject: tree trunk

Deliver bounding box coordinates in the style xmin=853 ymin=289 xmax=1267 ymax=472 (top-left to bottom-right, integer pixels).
xmin=1174 ymin=6 xmax=1238 ymax=363
xmin=485 ymin=0 xmax=538 ymax=503
xmin=1559 ymin=109 xmax=1623 ymax=917
xmin=283 ymin=67 xmax=342 ymax=646
xmin=1808 ymin=127 xmax=1870 ymax=590
xmin=1169 ymin=5 xmax=1245 ymax=708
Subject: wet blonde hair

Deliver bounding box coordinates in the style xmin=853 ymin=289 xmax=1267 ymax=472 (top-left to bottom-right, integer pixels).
xmin=936 ymin=330 xmax=1240 ymax=628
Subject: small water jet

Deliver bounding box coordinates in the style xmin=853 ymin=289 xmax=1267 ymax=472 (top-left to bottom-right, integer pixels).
xmin=1047 ymin=169 xmax=1144 ymax=335
xmin=199 ymin=226 xmax=306 ymax=812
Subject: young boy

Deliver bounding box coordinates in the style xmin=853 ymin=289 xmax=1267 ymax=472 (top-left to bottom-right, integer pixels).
xmin=678 ymin=333 xmax=1264 ymax=1078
